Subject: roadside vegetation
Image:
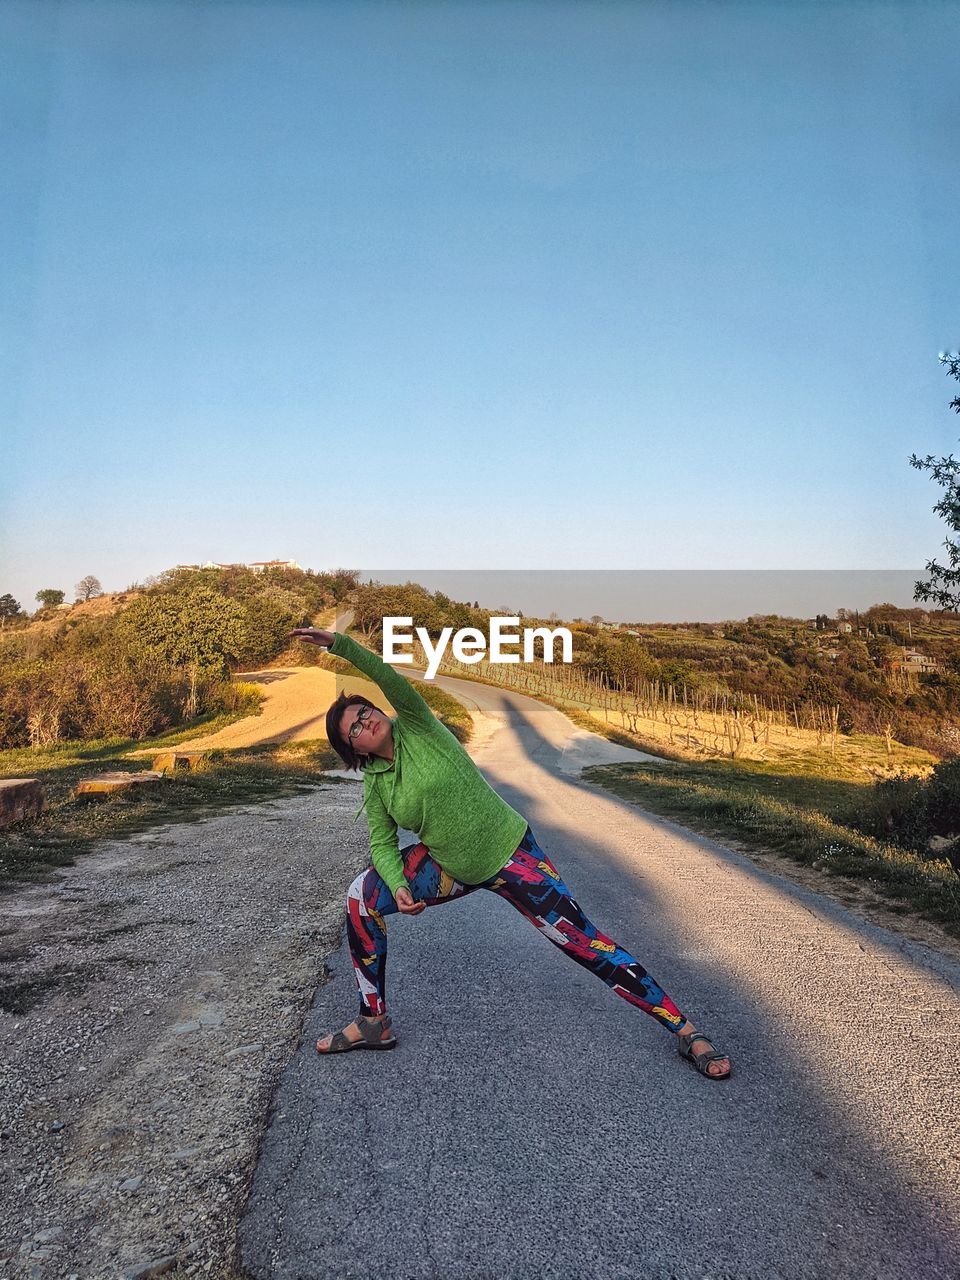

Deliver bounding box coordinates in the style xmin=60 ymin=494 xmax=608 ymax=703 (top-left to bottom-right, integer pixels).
xmin=0 ymin=565 xmax=359 ymax=749
xmin=355 ymin=582 xmax=960 ymax=760
xmin=582 ymin=753 xmax=960 ymax=935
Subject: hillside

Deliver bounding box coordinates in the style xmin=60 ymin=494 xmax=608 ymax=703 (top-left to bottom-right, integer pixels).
xmin=0 ymin=567 xmax=357 ymax=749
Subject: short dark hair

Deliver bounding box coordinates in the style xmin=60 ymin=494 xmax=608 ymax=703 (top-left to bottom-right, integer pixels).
xmin=325 ymin=693 xmax=378 ymax=771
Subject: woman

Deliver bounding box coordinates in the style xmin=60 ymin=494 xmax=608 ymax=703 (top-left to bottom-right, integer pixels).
xmin=291 ymin=626 xmax=731 ymax=1079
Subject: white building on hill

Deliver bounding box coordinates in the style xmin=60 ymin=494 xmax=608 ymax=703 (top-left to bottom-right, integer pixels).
xmin=248 ymin=560 xmax=302 ymax=573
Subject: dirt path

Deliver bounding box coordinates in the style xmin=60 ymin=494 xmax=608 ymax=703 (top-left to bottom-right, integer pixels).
xmin=169 ymin=667 xmax=390 ymax=752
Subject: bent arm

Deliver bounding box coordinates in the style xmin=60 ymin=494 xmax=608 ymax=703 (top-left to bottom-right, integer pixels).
xmin=330 ymin=631 xmax=435 ymax=732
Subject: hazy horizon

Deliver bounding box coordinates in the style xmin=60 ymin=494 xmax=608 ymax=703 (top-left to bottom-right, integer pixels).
xmin=3 ymin=565 xmax=939 ymax=628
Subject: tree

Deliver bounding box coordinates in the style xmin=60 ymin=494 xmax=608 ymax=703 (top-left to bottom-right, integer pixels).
xmin=116 ymin=585 xmax=248 ymax=718
xmin=911 ymin=353 xmax=960 ymax=609
xmin=0 ymin=593 xmax=22 ymax=629
xmin=35 ymin=588 xmax=65 ymax=608
xmin=75 ymin=575 xmax=103 ymax=602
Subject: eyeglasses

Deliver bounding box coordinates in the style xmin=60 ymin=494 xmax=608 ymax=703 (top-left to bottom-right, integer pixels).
xmin=347 ymin=704 xmax=374 ymax=743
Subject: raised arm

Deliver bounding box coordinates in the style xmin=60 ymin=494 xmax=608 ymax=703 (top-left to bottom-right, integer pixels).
xmin=289 ymin=627 xmax=436 ymax=731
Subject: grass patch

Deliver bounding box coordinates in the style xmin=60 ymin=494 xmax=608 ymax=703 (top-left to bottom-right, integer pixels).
xmin=0 ymin=703 xmax=263 ymax=779
xmin=414 ymin=681 xmax=473 ymax=743
xmin=584 ymin=757 xmax=960 ymax=936
xmin=532 ymin=694 xmax=934 ymax=780
xmin=0 ymin=740 xmax=341 ymax=892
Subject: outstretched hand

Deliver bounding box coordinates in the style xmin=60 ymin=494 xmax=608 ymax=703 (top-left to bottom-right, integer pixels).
xmin=288 ymin=627 xmax=336 ymax=648
xmin=396 ymin=886 xmax=426 ymax=915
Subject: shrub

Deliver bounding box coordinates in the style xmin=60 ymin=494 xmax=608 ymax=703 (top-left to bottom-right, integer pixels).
xmin=214 ymin=681 xmax=263 ymax=716
xmin=925 ymin=758 xmax=960 ymax=836
xmin=852 ymin=773 xmax=929 ymax=852
xmin=851 ymin=758 xmax=960 ymax=858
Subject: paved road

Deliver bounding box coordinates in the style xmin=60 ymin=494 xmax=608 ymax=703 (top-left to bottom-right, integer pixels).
xmin=239 ymin=673 xmax=960 ymax=1279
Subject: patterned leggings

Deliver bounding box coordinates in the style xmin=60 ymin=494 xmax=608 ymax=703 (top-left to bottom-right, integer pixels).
xmin=345 ymin=826 xmax=686 ymax=1034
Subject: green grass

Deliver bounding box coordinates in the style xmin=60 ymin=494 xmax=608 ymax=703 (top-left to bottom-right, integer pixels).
xmin=414 ymin=681 xmax=473 ymax=742
xmin=583 ymin=757 xmax=960 ymax=936
xmin=0 ymin=704 xmax=262 ymax=779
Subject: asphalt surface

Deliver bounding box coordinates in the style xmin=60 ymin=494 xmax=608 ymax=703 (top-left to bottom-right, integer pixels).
xmin=239 ymin=674 xmax=960 ymax=1280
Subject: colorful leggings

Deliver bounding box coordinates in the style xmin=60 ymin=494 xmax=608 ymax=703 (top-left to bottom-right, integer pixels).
xmin=345 ymin=826 xmax=686 ymax=1034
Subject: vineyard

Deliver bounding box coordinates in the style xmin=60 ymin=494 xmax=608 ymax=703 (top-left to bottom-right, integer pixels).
xmin=407 ymin=639 xmax=927 ymax=772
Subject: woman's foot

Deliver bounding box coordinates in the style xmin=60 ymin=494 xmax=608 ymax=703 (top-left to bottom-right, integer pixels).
xmin=676 ymin=1022 xmax=731 ymax=1079
xmin=316 ymin=1012 xmax=396 ymax=1054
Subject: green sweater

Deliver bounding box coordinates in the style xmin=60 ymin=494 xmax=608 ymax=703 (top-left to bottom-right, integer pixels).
xmin=330 ymin=632 xmax=528 ymax=898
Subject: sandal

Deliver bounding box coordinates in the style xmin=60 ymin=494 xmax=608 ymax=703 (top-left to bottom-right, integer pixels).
xmin=316 ymin=1013 xmax=397 ymax=1054
xmin=678 ymin=1030 xmax=731 ymax=1080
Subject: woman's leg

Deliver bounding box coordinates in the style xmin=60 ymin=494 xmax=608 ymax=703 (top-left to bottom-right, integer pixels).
xmin=481 ymin=828 xmax=687 ymax=1034
xmin=345 ymin=841 xmax=481 ymax=1018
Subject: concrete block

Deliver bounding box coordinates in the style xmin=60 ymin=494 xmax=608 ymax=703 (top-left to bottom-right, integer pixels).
xmin=0 ymin=778 xmax=45 ymax=828
xmin=74 ymin=771 xmax=164 ymax=800
xmin=151 ymin=750 xmax=208 ymax=774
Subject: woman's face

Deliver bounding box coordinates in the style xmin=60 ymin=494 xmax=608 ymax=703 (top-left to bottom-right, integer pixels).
xmin=339 ymin=702 xmax=393 ymax=757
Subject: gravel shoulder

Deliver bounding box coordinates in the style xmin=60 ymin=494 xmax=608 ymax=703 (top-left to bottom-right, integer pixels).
xmin=0 ymin=781 xmax=367 ymax=1280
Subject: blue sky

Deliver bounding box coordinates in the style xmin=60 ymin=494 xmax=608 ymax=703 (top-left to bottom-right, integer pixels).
xmin=2 ymin=0 xmax=958 ymax=611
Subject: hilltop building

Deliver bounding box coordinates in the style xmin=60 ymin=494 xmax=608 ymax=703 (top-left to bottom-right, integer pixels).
xmin=248 ymin=560 xmax=302 ymax=573
xmin=172 ymin=560 xmax=302 ymax=574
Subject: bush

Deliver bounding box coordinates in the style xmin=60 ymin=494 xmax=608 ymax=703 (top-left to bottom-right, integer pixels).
xmin=925 ymin=758 xmax=960 ymax=835
xmin=213 ymin=681 xmax=263 ymax=716
xmin=0 ymin=566 xmax=333 ymax=747
xmin=852 ymin=774 xmax=929 ymax=852
xmin=851 ymin=758 xmax=960 ymax=857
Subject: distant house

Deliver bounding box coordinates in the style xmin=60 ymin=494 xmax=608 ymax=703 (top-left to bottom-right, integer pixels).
xmin=248 ymin=559 xmax=302 ymax=573
xmin=895 ymin=649 xmax=940 ymax=674
xmin=181 ymin=560 xmax=303 ymax=574
xmin=838 ymin=622 xmax=853 ymax=634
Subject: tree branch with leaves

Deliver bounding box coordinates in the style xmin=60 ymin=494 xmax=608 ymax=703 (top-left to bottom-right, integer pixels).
xmin=911 ymin=353 xmax=960 ymax=610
